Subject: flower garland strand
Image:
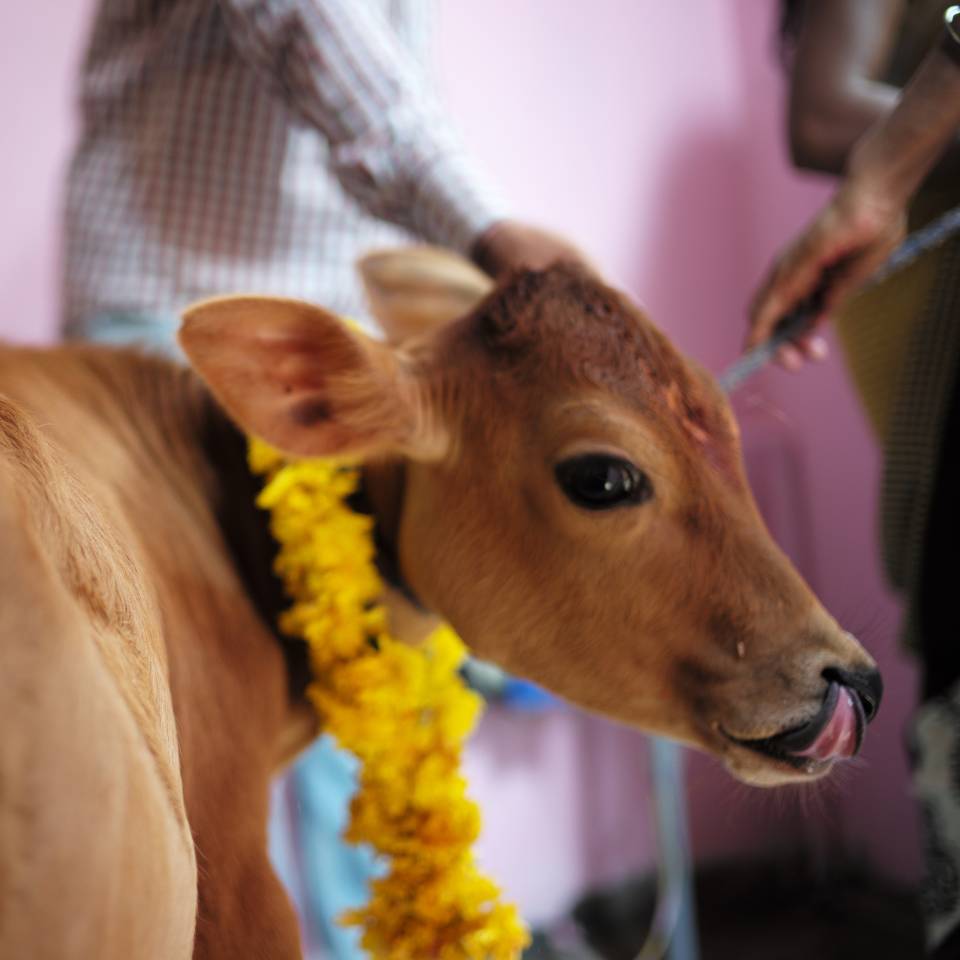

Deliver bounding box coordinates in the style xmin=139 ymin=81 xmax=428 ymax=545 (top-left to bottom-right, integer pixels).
xmin=249 ymin=439 xmax=529 ymax=960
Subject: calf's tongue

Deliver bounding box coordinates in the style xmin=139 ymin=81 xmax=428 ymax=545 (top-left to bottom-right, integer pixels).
xmin=797 ymin=687 xmax=861 ymax=761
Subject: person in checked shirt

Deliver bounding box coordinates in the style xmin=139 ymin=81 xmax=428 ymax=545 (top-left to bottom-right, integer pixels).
xmin=62 ymin=1 xmax=583 ymax=956
xmin=64 ymin=0 xmax=581 ymax=346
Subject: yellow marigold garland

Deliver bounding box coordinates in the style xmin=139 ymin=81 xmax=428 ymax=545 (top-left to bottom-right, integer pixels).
xmin=249 ymin=438 xmax=529 ymax=960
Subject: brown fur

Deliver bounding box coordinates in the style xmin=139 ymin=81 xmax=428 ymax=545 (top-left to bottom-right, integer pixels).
xmin=0 ymin=348 xmax=305 ymax=958
xmin=1 ymin=258 xmax=877 ymax=957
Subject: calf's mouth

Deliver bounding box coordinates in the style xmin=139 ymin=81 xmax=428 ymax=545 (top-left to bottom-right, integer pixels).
xmin=725 ymin=669 xmax=883 ymax=774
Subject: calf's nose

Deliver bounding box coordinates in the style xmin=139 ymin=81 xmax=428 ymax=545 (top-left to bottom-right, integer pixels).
xmin=823 ymin=665 xmax=883 ymax=723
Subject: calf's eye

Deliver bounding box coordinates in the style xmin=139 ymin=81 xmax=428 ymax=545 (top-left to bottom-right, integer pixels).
xmin=554 ymin=454 xmax=653 ymax=511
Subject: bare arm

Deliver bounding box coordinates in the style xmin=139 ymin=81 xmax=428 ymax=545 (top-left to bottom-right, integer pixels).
xmin=850 ymin=22 xmax=960 ymax=201
xmin=788 ymin=0 xmax=905 ymax=174
xmin=748 ymin=20 xmax=960 ymax=366
xmin=789 ymin=0 xmax=960 ymax=179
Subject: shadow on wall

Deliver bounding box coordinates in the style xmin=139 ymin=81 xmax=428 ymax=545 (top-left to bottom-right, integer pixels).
xmin=727 ymin=0 xmax=921 ymax=884
xmin=626 ymin=123 xmax=751 ymax=373
xmin=638 ymin=0 xmax=920 ymax=889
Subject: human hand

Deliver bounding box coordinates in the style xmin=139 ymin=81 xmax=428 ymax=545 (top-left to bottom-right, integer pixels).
xmin=471 ymin=219 xmax=591 ymax=280
xmin=747 ymin=177 xmax=907 ymax=370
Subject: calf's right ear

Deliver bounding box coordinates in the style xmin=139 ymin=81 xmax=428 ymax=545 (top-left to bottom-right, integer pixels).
xmin=358 ymin=246 xmax=492 ymax=343
xmin=179 ymin=295 xmax=447 ymax=461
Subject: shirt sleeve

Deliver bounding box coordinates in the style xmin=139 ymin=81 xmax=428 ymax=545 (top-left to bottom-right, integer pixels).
xmin=217 ymin=0 xmax=506 ymax=254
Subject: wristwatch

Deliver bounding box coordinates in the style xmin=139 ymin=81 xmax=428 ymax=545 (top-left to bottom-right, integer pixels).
xmin=945 ymin=5 xmax=960 ymax=65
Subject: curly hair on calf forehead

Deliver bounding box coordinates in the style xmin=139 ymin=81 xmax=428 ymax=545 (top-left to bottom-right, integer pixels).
xmin=468 ymin=264 xmax=715 ymax=416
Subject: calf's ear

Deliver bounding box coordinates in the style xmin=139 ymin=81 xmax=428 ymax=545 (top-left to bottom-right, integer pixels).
xmin=179 ymin=295 xmax=446 ymax=460
xmin=358 ymin=246 xmax=492 ymax=343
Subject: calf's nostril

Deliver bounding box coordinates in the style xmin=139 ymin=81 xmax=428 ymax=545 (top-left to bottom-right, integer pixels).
xmin=822 ymin=666 xmax=883 ymax=723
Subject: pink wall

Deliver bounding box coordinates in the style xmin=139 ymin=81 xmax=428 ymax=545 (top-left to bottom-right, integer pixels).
xmin=0 ymin=0 xmax=92 ymax=343
xmin=0 ymin=0 xmax=920 ymax=927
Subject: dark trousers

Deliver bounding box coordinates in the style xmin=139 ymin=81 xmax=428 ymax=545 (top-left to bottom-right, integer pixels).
xmin=919 ymin=356 xmax=960 ymax=701
xmin=918 ymin=352 xmax=960 ymax=958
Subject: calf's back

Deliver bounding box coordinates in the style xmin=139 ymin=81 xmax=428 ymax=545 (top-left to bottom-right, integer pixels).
xmin=0 ymin=345 xmax=307 ymax=959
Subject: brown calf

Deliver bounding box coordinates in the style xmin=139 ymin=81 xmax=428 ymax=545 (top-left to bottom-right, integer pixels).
xmin=0 ymin=252 xmax=880 ymax=958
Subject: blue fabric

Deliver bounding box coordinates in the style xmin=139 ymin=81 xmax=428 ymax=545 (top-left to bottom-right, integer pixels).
xmin=290 ymin=738 xmax=382 ymax=958
xmin=501 ymin=678 xmax=557 ymax=711
xmin=67 ymin=312 xmax=187 ymax=360
xmin=78 ymin=312 xmax=376 ymax=960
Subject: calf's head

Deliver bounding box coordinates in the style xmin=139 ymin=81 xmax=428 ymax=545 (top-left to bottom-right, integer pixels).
xmin=181 ymin=252 xmax=880 ymax=787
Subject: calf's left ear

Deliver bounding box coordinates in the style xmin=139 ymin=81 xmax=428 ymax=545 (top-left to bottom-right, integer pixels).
xmin=179 ymin=295 xmax=447 ymax=460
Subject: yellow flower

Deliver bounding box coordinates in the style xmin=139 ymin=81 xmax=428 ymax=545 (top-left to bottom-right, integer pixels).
xmin=249 ymin=438 xmax=529 ymax=959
